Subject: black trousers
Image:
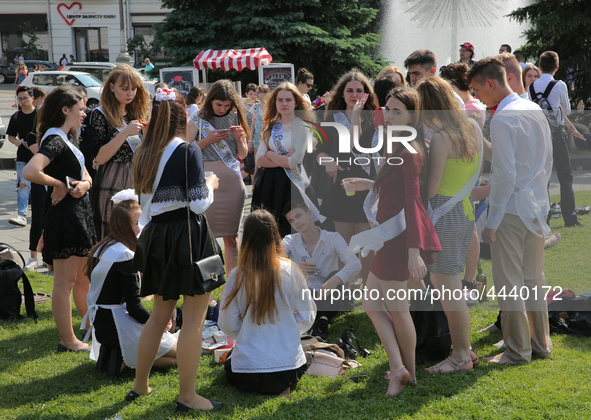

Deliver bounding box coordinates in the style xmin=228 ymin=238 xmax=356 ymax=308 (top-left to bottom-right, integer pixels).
xmin=550 ymin=126 xmax=578 ymax=226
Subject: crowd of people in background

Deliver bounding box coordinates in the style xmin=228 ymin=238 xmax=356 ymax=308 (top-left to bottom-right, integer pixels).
xmin=4 ymin=40 xmax=587 ymax=413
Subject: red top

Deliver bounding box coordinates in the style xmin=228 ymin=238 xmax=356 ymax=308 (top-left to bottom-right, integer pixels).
xmin=370 ymin=150 xmax=441 ymax=281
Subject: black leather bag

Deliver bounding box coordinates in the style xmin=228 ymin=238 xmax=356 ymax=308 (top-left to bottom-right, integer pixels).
xmin=185 ymin=143 xmax=226 ymax=294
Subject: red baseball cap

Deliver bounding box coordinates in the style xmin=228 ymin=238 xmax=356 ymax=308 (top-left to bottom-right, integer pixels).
xmin=460 ymin=42 xmax=474 ymax=53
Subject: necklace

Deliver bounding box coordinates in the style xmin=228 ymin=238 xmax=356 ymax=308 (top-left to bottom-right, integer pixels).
xmin=282 ymin=120 xmax=292 ymax=128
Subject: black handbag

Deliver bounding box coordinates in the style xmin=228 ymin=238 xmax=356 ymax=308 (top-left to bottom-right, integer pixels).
xmin=185 ymin=143 xmax=226 ymax=294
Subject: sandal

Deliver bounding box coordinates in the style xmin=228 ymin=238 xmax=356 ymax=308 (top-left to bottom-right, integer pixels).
xmin=426 ymin=356 xmax=473 ymax=373
xmin=470 ymin=348 xmax=480 ymax=368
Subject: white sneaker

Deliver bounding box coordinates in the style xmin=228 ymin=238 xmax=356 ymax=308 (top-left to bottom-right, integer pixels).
xmin=24 ymin=257 xmax=38 ymax=272
xmin=9 ymin=215 xmax=27 ymax=227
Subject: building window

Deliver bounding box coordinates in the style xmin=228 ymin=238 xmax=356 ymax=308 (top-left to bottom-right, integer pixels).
xmin=132 ymin=25 xmax=169 ymax=65
xmin=74 ymin=28 xmax=109 ymax=62
xmin=2 ymin=31 xmax=49 ymax=61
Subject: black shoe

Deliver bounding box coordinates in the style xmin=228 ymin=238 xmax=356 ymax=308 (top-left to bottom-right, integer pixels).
xmin=57 ymin=343 xmax=90 ymax=353
xmin=175 ymin=400 xmax=223 ymax=412
xmin=311 ymin=317 xmax=329 ymax=341
xmin=565 ymin=221 xmax=583 ymax=227
xmin=125 ymin=387 xmax=153 ymax=402
xmin=243 ymin=176 xmax=252 ymax=185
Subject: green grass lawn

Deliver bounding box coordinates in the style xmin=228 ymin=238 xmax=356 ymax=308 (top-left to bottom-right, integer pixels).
xmin=1 ymin=192 xmax=591 ymax=419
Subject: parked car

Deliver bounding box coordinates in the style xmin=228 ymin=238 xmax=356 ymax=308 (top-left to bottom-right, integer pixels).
xmin=19 ymin=71 xmax=103 ymax=109
xmin=60 ymin=62 xmax=156 ymax=95
xmin=0 ymin=116 xmax=6 ymax=150
xmin=0 ymin=60 xmax=60 ymax=84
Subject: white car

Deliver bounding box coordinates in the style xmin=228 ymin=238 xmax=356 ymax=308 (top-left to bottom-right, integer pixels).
xmin=60 ymin=62 xmax=156 ymax=95
xmin=20 ymin=71 xmax=103 ymax=109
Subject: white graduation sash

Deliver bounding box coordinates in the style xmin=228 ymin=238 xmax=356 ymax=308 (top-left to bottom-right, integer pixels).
xmin=333 ymin=112 xmax=381 ymax=175
xmin=428 ymin=120 xmax=484 ymax=226
xmin=138 ymin=137 xmax=185 ymax=226
xmin=348 ymin=187 xmax=406 ymax=258
xmin=41 ymin=127 xmax=85 ymax=180
xmin=271 ymin=121 xmax=325 ymax=223
xmin=191 ymin=114 xmax=248 ymax=198
xmin=95 ymin=106 xmax=142 ymax=153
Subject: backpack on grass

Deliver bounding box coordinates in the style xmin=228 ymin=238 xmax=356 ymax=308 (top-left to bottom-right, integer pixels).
xmin=0 ymin=243 xmax=37 ymax=321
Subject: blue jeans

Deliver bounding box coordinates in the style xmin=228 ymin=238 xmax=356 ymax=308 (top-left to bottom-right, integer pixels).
xmin=16 ymin=161 xmax=31 ymax=216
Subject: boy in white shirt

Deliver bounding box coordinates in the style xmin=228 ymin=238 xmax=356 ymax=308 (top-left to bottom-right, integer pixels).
xmin=283 ymin=201 xmax=361 ymax=340
xmin=468 ymin=57 xmax=553 ymax=365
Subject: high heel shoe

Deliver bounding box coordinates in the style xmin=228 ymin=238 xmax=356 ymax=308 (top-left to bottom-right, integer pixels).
xmin=386 ymin=365 xmax=410 ymax=397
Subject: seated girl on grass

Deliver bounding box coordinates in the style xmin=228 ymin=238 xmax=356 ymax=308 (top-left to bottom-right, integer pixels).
xmin=83 ymin=190 xmax=177 ymax=374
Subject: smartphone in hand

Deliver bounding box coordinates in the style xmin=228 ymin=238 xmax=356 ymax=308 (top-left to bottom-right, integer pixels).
xmin=65 ymin=176 xmax=78 ymax=191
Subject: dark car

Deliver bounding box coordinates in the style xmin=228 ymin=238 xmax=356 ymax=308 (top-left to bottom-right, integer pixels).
xmin=0 ymin=60 xmax=60 ymax=84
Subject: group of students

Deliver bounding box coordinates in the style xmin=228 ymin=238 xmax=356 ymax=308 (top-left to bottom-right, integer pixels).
xmin=14 ymin=44 xmax=568 ymax=411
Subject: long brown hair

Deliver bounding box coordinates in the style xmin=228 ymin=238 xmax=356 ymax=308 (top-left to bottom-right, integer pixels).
xmin=100 ymin=65 xmax=149 ymax=128
xmin=372 ymin=87 xmax=429 ymax=204
xmin=221 ymin=210 xmax=288 ymax=325
xmin=261 ymin=82 xmax=314 ymax=148
xmin=416 ymin=77 xmax=478 ymax=161
xmin=133 ymin=89 xmax=187 ymax=194
xmin=326 ymin=69 xmax=377 ymax=111
xmin=36 ymin=86 xmax=85 ymax=143
xmin=199 ymin=79 xmax=251 ymax=141
xmin=84 ymin=199 xmax=140 ymax=278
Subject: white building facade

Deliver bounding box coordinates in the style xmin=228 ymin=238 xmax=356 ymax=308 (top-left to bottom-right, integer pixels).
xmin=0 ymin=0 xmax=171 ymax=64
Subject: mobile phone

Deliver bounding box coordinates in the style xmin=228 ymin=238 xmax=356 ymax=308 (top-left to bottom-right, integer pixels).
xmin=65 ymin=176 xmax=77 ymax=190
xmin=217 ymin=129 xmax=231 ymax=134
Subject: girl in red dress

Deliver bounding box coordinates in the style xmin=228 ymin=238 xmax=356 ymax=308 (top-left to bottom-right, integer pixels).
xmin=349 ymin=87 xmax=440 ymax=396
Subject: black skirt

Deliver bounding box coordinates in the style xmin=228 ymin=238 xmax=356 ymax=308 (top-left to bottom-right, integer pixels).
xmin=251 ymin=167 xmax=317 ymax=237
xmin=133 ymin=208 xmax=222 ymax=300
xmin=43 ymin=193 xmax=97 ymax=260
xmin=224 ymin=357 xmax=308 ymax=395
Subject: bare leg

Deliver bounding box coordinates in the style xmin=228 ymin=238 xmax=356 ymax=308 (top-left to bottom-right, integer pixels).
xmin=52 ymin=257 xmax=88 ymax=350
xmin=463 ymin=226 xmax=480 ymax=283
xmin=428 ymin=272 xmax=472 ymax=372
xmin=132 ymin=296 xmax=177 ymax=395
xmin=381 ymin=279 xmax=416 ymax=382
xmin=152 ymin=339 xmax=178 ymax=369
xmin=223 ymin=236 xmax=238 ymax=273
xmin=177 ymin=292 xmax=216 ymax=410
xmin=362 ymin=273 xmax=409 ymax=396
xmin=72 ymin=257 xmax=90 ymax=328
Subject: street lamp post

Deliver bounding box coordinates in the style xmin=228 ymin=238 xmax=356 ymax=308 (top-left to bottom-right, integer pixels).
xmin=116 ymin=0 xmax=133 ymax=64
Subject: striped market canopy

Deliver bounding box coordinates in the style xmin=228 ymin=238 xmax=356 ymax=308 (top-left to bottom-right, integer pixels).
xmin=193 ymin=48 xmax=273 ymax=71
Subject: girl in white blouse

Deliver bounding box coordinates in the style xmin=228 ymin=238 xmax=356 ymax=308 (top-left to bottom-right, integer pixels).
xmin=219 ymin=209 xmax=316 ymax=396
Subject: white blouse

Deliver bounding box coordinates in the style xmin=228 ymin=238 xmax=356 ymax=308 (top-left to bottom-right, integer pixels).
xmin=218 ymin=259 xmax=316 ymax=373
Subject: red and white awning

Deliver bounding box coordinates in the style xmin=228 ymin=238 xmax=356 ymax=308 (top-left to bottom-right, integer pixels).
xmin=193 ymin=48 xmax=273 ymax=72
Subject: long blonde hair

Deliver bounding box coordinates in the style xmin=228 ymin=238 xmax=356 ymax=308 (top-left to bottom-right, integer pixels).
xmin=416 ymin=77 xmax=478 ymax=161
xmin=261 ymin=82 xmax=314 ymax=148
xmin=100 ymin=65 xmax=149 ymax=128
xmin=221 ymin=210 xmax=288 ymax=325
xmin=133 ymin=89 xmax=187 ymax=194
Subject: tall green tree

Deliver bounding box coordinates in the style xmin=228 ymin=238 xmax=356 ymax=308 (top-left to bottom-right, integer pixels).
xmin=154 ymin=0 xmax=387 ymax=92
xmin=509 ymin=0 xmax=591 ymax=101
